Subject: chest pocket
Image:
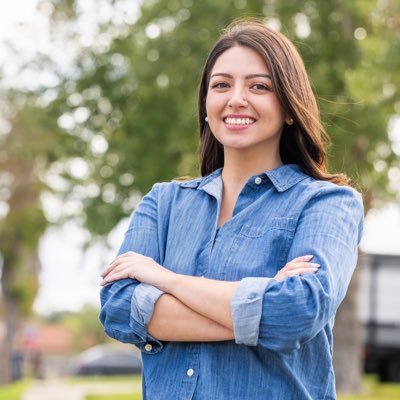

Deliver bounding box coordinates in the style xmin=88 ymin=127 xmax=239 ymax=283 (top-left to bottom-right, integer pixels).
xmin=222 ymin=217 xmax=297 ymax=281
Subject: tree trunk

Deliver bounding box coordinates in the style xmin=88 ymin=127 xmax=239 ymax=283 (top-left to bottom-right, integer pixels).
xmin=333 ymin=252 xmax=364 ymax=394
xmin=0 ymin=260 xmax=21 ymax=384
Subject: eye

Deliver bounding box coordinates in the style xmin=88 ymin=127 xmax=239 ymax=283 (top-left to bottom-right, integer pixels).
xmin=251 ymin=83 xmax=271 ymax=91
xmin=210 ymin=82 xmax=230 ymax=89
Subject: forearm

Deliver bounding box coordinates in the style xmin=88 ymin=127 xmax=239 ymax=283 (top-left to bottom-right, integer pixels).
xmin=103 ymin=253 xmax=318 ymax=338
xmin=160 ymin=274 xmax=239 ymax=331
xmin=147 ymin=294 xmax=234 ymax=341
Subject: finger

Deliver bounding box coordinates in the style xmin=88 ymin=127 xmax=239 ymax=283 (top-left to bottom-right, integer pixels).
xmin=275 ymin=266 xmax=319 ymax=281
xmin=101 ymin=258 xmax=121 ymax=277
xmin=288 ymin=255 xmax=314 ymax=263
xmin=286 ymin=267 xmax=319 ymax=277
xmin=101 ymin=263 xmax=115 ymax=278
xmin=119 ymin=251 xmax=137 ymax=258
xmin=101 ymin=252 xmax=135 ymax=277
xmin=284 ymin=262 xmax=320 ymax=270
xmin=105 ymin=259 xmax=133 ymax=276
xmin=104 ymin=258 xmax=140 ymax=281
xmin=101 ymin=270 xmax=132 ymax=286
xmin=102 ymin=255 xmax=131 ymax=277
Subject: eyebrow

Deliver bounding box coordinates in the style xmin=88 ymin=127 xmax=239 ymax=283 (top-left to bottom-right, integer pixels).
xmin=210 ymin=73 xmax=272 ymax=80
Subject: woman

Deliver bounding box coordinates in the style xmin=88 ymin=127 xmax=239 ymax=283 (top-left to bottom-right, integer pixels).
xmin=100 ymin=20 xmax=364 ymax=399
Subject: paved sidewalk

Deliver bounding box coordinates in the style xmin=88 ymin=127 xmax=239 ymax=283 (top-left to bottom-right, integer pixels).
xmin=22 ymin=381 xmax=84 ymax=400
xmin=22 ymin=379 xmax=140 ymax=400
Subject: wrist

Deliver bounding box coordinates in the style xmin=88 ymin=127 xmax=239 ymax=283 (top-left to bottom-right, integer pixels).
xmin=158 ymin=268 xmax=180 ymax=293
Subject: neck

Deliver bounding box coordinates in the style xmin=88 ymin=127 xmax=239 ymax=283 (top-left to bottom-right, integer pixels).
xmin=221 ymin=148 xmax=282 ymax=190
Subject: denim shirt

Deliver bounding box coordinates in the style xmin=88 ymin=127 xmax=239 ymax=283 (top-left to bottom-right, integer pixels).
xmin=99 ymin=164 xmax=364 ymax=400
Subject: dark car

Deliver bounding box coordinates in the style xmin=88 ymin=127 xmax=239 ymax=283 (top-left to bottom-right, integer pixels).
xmin=71 ymin=344 xmax=142 ymax=376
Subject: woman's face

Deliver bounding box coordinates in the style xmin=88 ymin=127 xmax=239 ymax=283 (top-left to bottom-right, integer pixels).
xmin=205 ymin=46 xmax=290 ymax=157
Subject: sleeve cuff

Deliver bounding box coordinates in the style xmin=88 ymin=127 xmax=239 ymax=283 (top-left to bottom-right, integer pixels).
xmin=231 ymin=277 xmax=271 ymax=346
xmin=130 ymin=283 xmax=165 ymax=354
xmin=133 ymin=283 xmax=165 ymax=325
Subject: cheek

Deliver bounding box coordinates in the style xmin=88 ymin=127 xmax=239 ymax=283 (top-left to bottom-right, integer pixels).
xmin=206 ymin=94 xmax=224 ymax=116
xmin=256 ymin=98 xmax=285 ymax=125
xmin=205 ymin=98 xmax=213 ymax=116
xmin=269 ymin=98 xmax=286 ymax=121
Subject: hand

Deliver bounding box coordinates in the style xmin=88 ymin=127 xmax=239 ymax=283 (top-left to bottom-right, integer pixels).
xmin=274 ymin=255 xmax=320 ymax=282
xmin=100 ymin=251 xmax=174 ymax=290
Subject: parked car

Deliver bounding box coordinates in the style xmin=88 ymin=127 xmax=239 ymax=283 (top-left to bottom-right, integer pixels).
xmin=71 ymin=344 xmax=142 ymax=376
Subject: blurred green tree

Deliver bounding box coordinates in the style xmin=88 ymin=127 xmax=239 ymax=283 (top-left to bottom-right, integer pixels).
xmin=45 ymin=0 xmax=400 ymax=234
xmin=0 ymin=98 xmax=54 ymax=382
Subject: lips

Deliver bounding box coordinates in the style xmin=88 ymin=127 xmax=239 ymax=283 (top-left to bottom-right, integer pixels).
xmin=223 ymin=116 xmax=256 ymax=126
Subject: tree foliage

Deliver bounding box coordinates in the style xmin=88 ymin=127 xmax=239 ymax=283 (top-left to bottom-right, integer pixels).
xmin=44 ymin=0 xmax=399 ymax=237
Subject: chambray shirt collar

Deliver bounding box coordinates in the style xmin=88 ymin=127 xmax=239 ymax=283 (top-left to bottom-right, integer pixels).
xmin=179 ymin=164 xmax=308 ymax=193
xmin=264 ymin=164 xmax=309 ymax=192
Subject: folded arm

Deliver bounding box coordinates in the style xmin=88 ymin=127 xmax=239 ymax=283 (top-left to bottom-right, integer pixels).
xmin=100 ymin=183 xmax=235 ymax=349
xmin=147 ymin=293 xmax=234 ymax=341
xmin=102 ymin=252 xmax=317 ymax=341
xmin=232 ymin=186 xmax=364 ymax=351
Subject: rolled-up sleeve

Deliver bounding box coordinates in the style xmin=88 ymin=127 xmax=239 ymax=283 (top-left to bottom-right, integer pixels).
xmin=99 ymin=183 xmax=165 ymax=353
xmin=132 ymin=283 xmax=164 ymax=326
xmin=231 ymin=277 xmax=272 ymax=345
xmin=231 ymin=185 xmax=364 ymax=352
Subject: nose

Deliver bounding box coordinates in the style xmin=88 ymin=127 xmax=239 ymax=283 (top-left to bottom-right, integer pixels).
xmin=227 ymin=86 xmax=248 ymax=108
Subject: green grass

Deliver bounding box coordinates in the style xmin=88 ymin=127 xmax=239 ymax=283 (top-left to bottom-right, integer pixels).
xmin=80 ymin=375 xmax=400 ymax=400
xmin=0 ymin=379 xmax=32 ymax=400
xmin=1 ymin=374 xmax=399 ymax=400
xmin=86 ymin=395 xmax=141 ymax=400
xmin=338 ymin=376 xmax=400 ymax=400
xmin=66 ymin=375 xmax=140 ymax=383
xmin=71 ymin=375 xmax=141 ymax=400
xmin=83 ymin=375 xmax=141 ymax=400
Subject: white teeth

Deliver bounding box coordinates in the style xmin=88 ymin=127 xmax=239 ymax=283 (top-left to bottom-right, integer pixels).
xmin=224 ymin=117 xmax=255 ymax=125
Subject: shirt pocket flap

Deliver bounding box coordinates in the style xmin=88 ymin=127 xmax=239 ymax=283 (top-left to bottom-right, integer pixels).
xmin=239 ymin=217 xmax=297 ymax=238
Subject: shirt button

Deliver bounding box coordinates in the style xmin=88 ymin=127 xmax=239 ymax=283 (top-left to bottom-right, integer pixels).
xmin=144 ymin=343 xmax=153 ymax=352
xmin=187 ymin=368 xmax=194 ymax=377
xmin=254 ymin=177 xmax=262 ymax=185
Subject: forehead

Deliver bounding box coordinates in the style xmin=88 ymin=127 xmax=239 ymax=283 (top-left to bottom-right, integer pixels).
xmin=210 ymin=46 xmax=269 ymax=77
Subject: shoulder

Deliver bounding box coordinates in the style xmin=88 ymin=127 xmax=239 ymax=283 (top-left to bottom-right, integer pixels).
xmin=307 ymin=179 xmax=363 ymax=207
xmin=297 ymin=179 xmax=364 ymax=232
xmin=282 ymin=165 xmax=363 ymax=211
xmin=142 ymin=177 xmax=203 ymax=206
xmin=149 ymin=176 xmax=202 ymax=194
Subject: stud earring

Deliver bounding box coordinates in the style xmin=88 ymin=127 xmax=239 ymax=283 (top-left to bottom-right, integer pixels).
xmin=287 ymin=118 xmax=294 ymax=125
xmin=205 ymin=116 xmax=208 ymax=122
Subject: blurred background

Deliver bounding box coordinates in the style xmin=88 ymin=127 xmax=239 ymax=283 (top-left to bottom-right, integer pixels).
xmin=0 ymin=0 xmax=399 ymax=399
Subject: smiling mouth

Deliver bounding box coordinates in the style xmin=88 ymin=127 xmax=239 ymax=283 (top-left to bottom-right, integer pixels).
xmin=224 ymin=117 xmax=256 ymax=126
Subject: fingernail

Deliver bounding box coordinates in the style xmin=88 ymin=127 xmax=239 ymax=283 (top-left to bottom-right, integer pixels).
xmin=303 ymin=255 xmax=314 ymax=260
xmin=310 ymin=263 xmax=320 ymax=268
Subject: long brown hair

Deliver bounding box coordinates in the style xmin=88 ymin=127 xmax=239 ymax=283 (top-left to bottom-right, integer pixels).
xmin=198 ymin=20 xmax=350 ymax=186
